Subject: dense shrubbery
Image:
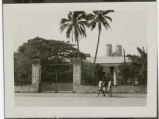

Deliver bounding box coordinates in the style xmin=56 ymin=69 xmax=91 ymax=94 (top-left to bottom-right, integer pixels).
xmin=81 ymin=63 xmax=105 ymax=85
xmin=119 ymin=47 xmax=147 ymax=84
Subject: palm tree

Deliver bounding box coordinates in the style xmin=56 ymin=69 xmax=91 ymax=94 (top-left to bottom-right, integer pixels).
xmin=60 ymin=11 xmax=88 ymax=59
xmin=87 ymin=10 xmax=114 ymax=64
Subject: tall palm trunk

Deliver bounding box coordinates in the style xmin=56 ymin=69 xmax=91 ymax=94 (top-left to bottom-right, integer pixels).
xmin=72 ymin=30 xmax=80 ymax=59
xmin=76 ymin=39 xmax=80 ymax=59
xmin=74 ymin=28 xmax=80 ymax=59
xmin=93 ymin=29 xmax=101 ymax=64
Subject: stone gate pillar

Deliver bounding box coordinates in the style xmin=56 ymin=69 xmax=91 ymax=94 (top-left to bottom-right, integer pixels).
xmin=113 ymin=68 xmax=117 ymax=85
xmin=32 ymin=59 xmax=41 ymax=92
xmin=73 ymin=59 xmax=81 ymax=92
xmin=113 ymin=71 xmax=117 ymax=85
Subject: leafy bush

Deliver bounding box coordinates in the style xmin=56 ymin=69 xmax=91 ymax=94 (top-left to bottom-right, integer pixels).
xmin=81 ymin=63 xmax=105 ymax=85
xmin=119 ymin=47 xmax=147 ymax=84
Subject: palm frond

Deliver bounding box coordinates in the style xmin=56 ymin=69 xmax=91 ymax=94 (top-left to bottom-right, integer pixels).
xmin=90 ymin=20 xmax=97 ymax=30
xmin=137 ymin=47 xmax=147 ymax=58
xmin=102 ymin=19 xmax=111 ymax=29
xmin=86 ymin=14 xmax=94 ymax=21
xmin=76 ymin=11 xmax=87 ymax=20
xmin=60 ymin=23 xmax=69 ymax=32
xmin=102 ymin=10 xmax=115 ymax=15
xmin=101 ymin=21 xmax=109 ymax=29
xmin=68 ymin=12 xmax=73 ymax=20
xmin=104 ymin=16 xmax=112 ymax=22
xmin=79 ymin=25 xmax=87 ymax=38
xmin=60 ymin=11 xmax=88 ymax=56
xmin=66 ymin=24 xmax=73 ymax=38
xmin=73 ymin=11 xmax=84 ymax=20
xmin=93 ymin=10 xmax=100 ymax=15
xmin=78 ymin=21 xmax=88 ymax=28
xmin=60 ymin=18 xmax=69 ymax=25
xmin=88 ymin=10 xmax=113 ymax=31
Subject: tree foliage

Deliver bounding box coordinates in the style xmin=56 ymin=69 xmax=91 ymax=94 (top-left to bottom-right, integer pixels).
xmin=119 ymin=47 xmax=147 ymax=84
xmin=94 ymin=64 xmax=105 ymax=80
xmin=81 ymin=63 xmax=105 ymax=85
xmin=14 ymin=37 xmax=86 ymax=85
xmin=60 ymin=11 xmax=88 ymax=58
xmin=86 ymin=10 xmax=114 ymax=64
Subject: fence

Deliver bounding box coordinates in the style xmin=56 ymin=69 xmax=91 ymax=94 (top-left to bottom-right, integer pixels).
xmin=73 ymin=85 xmax=147 ymax=94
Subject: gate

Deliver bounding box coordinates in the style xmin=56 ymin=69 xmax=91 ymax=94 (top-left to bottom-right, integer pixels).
xmin=40 ymin=64 xmax=73 ymax=92
xmin=81 ymin=63 xmax=96 ymax=85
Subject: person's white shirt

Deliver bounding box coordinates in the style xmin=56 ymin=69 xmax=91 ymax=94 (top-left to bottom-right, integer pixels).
xmin=108 ymin=80 xmax=111 ymax=87
xmin=98 ymin=80 xmax=102 ymax=88
xmin=107 ymin=80 xmax=112 ymax=91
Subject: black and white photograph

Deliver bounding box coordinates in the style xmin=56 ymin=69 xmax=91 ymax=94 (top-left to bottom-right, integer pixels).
xmin=2 ymin=0 xmax=157 ymax=3
xmin=3 ymin=1 xmax=157 ymax=118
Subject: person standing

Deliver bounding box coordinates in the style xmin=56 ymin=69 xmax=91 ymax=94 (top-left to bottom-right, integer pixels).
xmin=107 ymin=79 xmax=112 ymax=97
xmin=102 ymin=80 xmax=107 ymax=96
xmin=97 ymin=80 xmax=105 ymax=97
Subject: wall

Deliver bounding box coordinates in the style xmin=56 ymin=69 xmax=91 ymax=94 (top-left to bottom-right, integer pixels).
xmin=15 ymin=84 xmax=146 ymax=93
xmin=15 ymin=85 xmax=39 ymax=93
xmin=73 ymin=85 xmax=147 ymax=93
xmin=15 ymin=83 xmax=73 ymax=93
xmin=40 ymin=83 xmax=73 ymax=92
xmin=112 ymin=85 xmax=147 ymax=93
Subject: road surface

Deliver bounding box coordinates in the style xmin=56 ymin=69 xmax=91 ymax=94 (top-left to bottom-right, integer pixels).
xmin=15 ymin=93 xmax=147 ymax=106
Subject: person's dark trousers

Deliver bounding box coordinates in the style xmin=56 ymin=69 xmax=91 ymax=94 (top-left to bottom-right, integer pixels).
xmin=98 ymin=89 xmax=105 ymax=97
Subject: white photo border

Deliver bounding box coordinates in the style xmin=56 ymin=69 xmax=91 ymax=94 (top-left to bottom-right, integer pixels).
xmin=3 ymin=2 xmax=158 ymax=118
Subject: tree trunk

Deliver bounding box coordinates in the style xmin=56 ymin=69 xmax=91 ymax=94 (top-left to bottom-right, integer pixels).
xmin=76 ymin=40 xmax=80 ymax=59
xmin=93 ymin=30 xmax=101 ymax=64
xmin=74 ymin=29 xmax=80 ymax=59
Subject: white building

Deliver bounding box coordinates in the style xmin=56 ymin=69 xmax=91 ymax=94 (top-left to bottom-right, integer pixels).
xmin=86 ymin=44 xmax=131 ymax=85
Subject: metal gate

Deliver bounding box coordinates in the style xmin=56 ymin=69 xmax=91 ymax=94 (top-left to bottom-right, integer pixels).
xmin=40 ymin=64 xmax=73 ymax=92
xmin=81 ymin=63 xmax=96 ymax=85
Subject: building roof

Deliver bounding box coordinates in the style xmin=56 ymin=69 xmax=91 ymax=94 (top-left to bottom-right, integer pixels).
xmin=86 ymin=56 xmax=131 ymax=64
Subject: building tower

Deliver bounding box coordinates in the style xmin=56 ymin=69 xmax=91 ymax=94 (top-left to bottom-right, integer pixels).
xmin=106 ymin=44 xmax=112 ymax=56
xmin=115 ymin=45 xmax=122 ymax=56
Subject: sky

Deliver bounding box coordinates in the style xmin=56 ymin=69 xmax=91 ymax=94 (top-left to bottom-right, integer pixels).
xmin=4 ymin=3 xmax=148 ymax=57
